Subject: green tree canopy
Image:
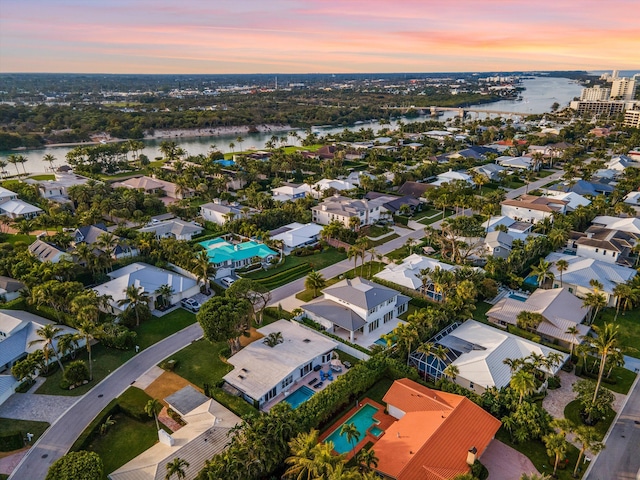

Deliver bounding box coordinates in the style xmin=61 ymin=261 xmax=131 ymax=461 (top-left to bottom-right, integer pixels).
xmin=46 ymin=451 xmax=103 ymax=480
xmin=197 ymin=296 xmax=252 ymax=354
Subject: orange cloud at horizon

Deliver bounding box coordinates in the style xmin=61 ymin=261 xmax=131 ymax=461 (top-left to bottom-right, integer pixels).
xmin=1 ymin=0 xmax=638 ymax=73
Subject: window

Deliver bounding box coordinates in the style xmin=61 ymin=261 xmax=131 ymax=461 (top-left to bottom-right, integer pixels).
xmin=595 ymin=248 xmax=599 ymax=253
xmin=469 ymin=382 xmax=474 ymax=389
xmin=368 ymin=319 xmax=380 ymax=332
xmin=322 ymin=352 xmax=332 ymax=363
xmin=264 ymin=386 xmax=277 ymax=402
xmin=384 ymin=311 xmax=393 ymax=323
xmin=281 ymin=375 xmax=293 ymax=389
xmin=299 ymin=362 xmax=313 ymax=376
xmin=603 ymin=250 xmax=607 ymax=255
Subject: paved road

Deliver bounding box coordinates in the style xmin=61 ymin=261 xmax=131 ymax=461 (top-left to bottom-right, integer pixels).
xmin=9 ymin=323 xmax=203 ymax=480
xmin=586 ymin=375 xmax=640 ymax=480
xmin=505 ymin=170 xmax=565 ymax=199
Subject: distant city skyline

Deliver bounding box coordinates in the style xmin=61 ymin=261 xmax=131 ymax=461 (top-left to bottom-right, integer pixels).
xmin=1 ymin=0 xmax=639 ymax=74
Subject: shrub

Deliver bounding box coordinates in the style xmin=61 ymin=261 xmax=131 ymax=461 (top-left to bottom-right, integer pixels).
xmin=63 ymin=361 xmax=89 ymax=387
xmin=167 ymin=408 xmax=186 ymax=426
xmin=471 ymin=460 xmax=489 ymax=480
xmin=0 ymin=432 xmax=23 ymax=452
xmin=100 ymin=323 xmax=137 ymax=350
xmin=46 ymin=451 xmax=103 ymax=480
xmin=160 ymin=359 xmax=177 ymax=371
xmin=547 ymin=375 xmax=561 ymax=390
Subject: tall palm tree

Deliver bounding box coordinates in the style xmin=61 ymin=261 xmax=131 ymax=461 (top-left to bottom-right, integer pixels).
xmin=305 ymin=271 xmax=325 ymax=298
xmin=339 ymin=422 xmax=361 ymax=458
xmin=395 ymin=323 xmax=419 ymax=365
xmin=0 ymin=159 xmax=7 ymax=179
xmin=75 ymin=319 xmax=98 ymax=380
xmin=165 ymin=457 xmax=189 ymax=480
xmin=572 ymin=426 xmax=604 ymax=478
xmin=542 ymin=432 xmax=568 ymax=477
xmin=146 ymin=398 xmax=163 ymax=431
xmin=417 ymin=342 xmax=434 ymax=380
xmin=356 ymin=448 xmax=378 ymax=473
xmin=565 ymin=325 xmax=580 ymax=361
xmin=612 ymin=283 xmax=635 ymax=321
xmin=7 ymin=154 xmax=20 ymax=176
xmin=510 ymin=369 xmax=536 ymax=404
xmin=530 ymin=258 xmax=554 ymax=289
xmin=117 ymin=284 xmax=150 ymax=327
xmin=582 ymin=292 xmax=607 ymax=325
xmin=285 ymin=429 xmax=342 ymax=480
xmin=154 ymin=284 xmax=175 ymax=309
xmin=443 ymin=364 xmax=460 ymax=381
xmin=555 ymin=259 xmax=568 ymax=287
xmin=43 ymin=154 xmax=57 ymax=172
xmin=192 ymin=250 xmax=214 ymax=294
xmin=587 ymin=323 xmax=619 ymax=419
xmin=28 ymin=323 xmax=66 ymax=373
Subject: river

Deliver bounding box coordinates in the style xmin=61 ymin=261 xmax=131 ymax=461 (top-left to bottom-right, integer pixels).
xmin=0 ymin=76 xmax=583 ymax=174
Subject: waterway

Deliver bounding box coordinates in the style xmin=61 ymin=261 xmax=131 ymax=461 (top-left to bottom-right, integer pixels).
xmin=0 ymin=76 xmax=583 ymax=174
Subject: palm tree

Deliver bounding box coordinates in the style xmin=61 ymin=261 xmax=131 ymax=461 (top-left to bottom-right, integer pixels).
xmin=285 ymin=429 xmax=341 ymax=480
xmin=146 ymin=398 xmax=163 ymax=431
xmin=7 ymin=154 xmax=20 ymax=176
xmin=100 ymin=415 xmax=116 ymax=435
xmin=572 ymin=426 xmax=604 ymax=478
xmin=587 ymin=323 xmax=619 ymax=420
xmin=510 ymin=369 xmax=536 ymax=404
xmin=530 ymin=258 xmax=554 ymax=288
xmin=305 ymin=271 xmax=325 ymax=298
xmin=417 ymin=342 xmax=434 ymax=380
xmin=367 ymin=247 xmax=378 ymax=277
xmin=339 ymin=422 xmax=361 ymax=458
xmin=442 ymin=364 xmax=460 ymax=382
xmin=0 ymin=159 xmax=7 ymax=178
xmin=28 ymin=323 xmax=65 ymax=373
xmin=555 ymin=259 xmax=569 ymax=287
xmin=75 ymin=319 xmax=98 ymax=380
xmin=263 ymin=331 xmax=284 ymax=347
xmin=154 ymin=284 xmax=175 ymax=309
xmin=520 ymin=473 xmax=551 ymax=480
xmin=43 ymin=154 xmax=57 ymax=172
xmin=565 ymin=325 xmax=580 ymax=361
xmin=395 ymin=323 xmax=419 ymax=365
xmin=165 ymin=457 xmax=189 ymax=480
xmin=192 ymin=250 xmax=214 ymax=294
xmin=117 ymin=284 xmax=151 ymax=327
xmin=612 ymin=283 xmax=635 ymax=321
xmin=542 ymin=432 xmax=568 ymax=477
xmin=356 ymin=448 xmax=378 ymax=473
xmin=582 ymin=292 xmax=607 ymax=325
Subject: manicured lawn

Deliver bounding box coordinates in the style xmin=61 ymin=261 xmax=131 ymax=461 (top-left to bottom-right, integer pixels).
xmin=86 ymin=412 xmax=160 ymax=479
xmin=418 ymin=209 xmax=454 ymax=225
xmin=163 ymin=338 xmax=257 ymax=418
xmin=0 ymin=418 xmax=50 ymax=447
xmin=576 ymin=356 xmax=637 ymax=395
xmin=564 ymin=400 xmax=616 ymax=441
xmin=244 ymin=248 xmax=346 ymax=282
xmin=365 ymin=225 xmax=392 ymax=238
xmin=36 ymin=310 xmax=196 ymax=396
xmin=472 ymin=301 xmax=493 ymax=323
xmin=594 ymin=308 xmax=640 ymax=359
xmin=495 ymin=428 xmax=583 ymax=480
xmin=359 ymin=377 xmax=394 ymax=404
xmin=411 ymin=209 xmax=441 ymax=221
xmin=536 ymin=170 xmax=554 ymax=178
xmin=398 ymin=303 xmax=419 ymax=321
xmin=295 ymin=262 xmax=386 ymax=302
xmin=0 ymin=233 xmax=37 ymax=245
xmin=368 ymin=233 xmax=399 ymax=247
xmin=28 ymin=174 xmax=55 ymax=181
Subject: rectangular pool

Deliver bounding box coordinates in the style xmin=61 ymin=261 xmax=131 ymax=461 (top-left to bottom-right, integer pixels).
xmin=509 ymin=294 xmax=528 ymax=302
xmin=325 ymin=404 xmax=380 ymax=454
xmin=281 ymin=386 xmax=314 ymax=409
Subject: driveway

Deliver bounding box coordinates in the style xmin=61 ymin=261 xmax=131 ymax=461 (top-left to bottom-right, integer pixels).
xmin=482 ymin=439 xmax=539 ymax=480
xmin=9 ymin=323 xmax=203 ymax=480
xmin=0 ymin=393 xmax=76 ymax=424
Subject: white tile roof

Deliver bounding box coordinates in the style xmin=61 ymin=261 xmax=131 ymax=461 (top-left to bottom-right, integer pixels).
xmin=270 ymin=222 xmax=323 ymax=249
xmin=374 ymin=254 xmax=456 ymax=290
xmin=591 ymin=216 xmax=640 ymax=235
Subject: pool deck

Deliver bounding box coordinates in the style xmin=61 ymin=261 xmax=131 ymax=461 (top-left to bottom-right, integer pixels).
xmin=319 ymin=398 xmax=396 ymax=460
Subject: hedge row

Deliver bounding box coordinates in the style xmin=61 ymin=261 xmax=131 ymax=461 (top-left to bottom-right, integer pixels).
xmin=254 ymin=263 xmax=311 ymax=289
xmin=0 ymin=432 xmax=23 ymax=452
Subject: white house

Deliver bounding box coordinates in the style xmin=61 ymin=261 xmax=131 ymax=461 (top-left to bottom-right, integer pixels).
xmin=270 ymin=222 xmax=323 ymax=252
xmin=35 ymin=173 xmax=93 ymax=203
xmin=223 ymin=320 xmax=337 ymax=409
xmin=546 ymin=252 xmax=637 ymax=306
xmin=497 ymin=155 xmax=534 ymax=170
xmin=409 ymin=320 xmax=568 ymax=394
xmin=199 ymin=200 xmax=254 ymax=226
xmin=311 ymin=195 xmax=380 ymax=228
xmin=112 ymin=176 xmax=194 ymax=200
xmin=0 ymin=276 xmax=25 ymax=302
xmin=606 ymin=155 xmax=640 ymax=172
xmin=94 ymin=263 xmax=200 ymax=314
xmin=430 ymin=169 xmax=473 ymax=187
xmin=573 ymin=224 xmax=637 ymax=265
xmin=542 ymin=191 xmax=591 ymax=211
xmin=501 ymin=195 xmax=567 ymax=224
xmin=137 ymin=219 xmax=203 ymax=241
xmin=471 ymin=163 xmax=506 ymax=181
xmin=311 ymin=179 xmax=356 ymax=198
xmin=271 ymin=182 xmax=312 ymax=202
xmin=302 ymin=277 xmax=410 ymax=346
xmin=0 ymin=186 xmax=42 ymax=220
xmin=483 ymin=231 xmax=513 ymax=259
xmin=345 ymin=171 xmax=376 ymax=187
xmin=482 ymin=215 xmax=534 ymax=242
xmin=591 ymin=216 xmax=640 ymax=235
xmin=28 ymin=239 xmax=69 ymax=264
xmin=198 ymin=238 xmax=278 ymax=279
xmin=623 ymin=191 xmax=640 ymax=215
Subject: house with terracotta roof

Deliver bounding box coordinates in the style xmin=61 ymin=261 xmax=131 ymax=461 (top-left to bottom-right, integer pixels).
xmin=487 ymin=288 xmax=590 ymax=348
xmin=501 ymin=194 xmax=568 ymax=224
xmin=113 ymin=176 xmax=194 ymax=201
xmin=373 ymin=379 xmax=501 ymax=480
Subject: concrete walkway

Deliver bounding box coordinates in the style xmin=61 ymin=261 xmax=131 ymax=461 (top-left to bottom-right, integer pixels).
xmin=0 ymin=449 xmax=28 ymax=476
xmin=482 ymin=439 xmax=539 ymax=480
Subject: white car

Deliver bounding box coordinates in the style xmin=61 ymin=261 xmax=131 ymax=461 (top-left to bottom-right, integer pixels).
xmin=220 ymin=277 xmax=236 ymax=288
xmin=181 ymin=298 xmax=201 ymax=312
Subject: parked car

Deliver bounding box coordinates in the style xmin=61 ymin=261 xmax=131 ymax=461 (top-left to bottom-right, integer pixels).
xmin=220 ymin=277 xmax=236 ymax=288
xmin=181 ymin=298 xmax=201 ymax=312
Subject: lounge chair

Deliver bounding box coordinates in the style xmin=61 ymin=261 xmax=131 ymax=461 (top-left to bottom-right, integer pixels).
xmin=327 ymin=372 xmax=334 ymax=381
xmin=331 ymin=364 xmax=342 ymax=373
xmin=320 ymin=371 xmax=326 ymax=381
xmin=313 ymin=381 xmax=324 ymax=389
xmin=307 ymin=377 xmax=318 ymax=385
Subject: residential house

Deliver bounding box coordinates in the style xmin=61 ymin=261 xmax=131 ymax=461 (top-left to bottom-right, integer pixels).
xmin=34 ymin=172 xmax=93 ymax=204
xmin=606 ymin=155 xmax=640 ymax=172
xmin=345 ymin=171 xmax=376 ymax=187
xmin=271 ymin=182 xmax=312 ymax=202
xmin=113 ymin=176 xmax=194 ymax=200
xmin=430 ymin=169 xmax=473 ymax=187
xmin=269 ymin=222 xmax=323 ymax=253
xmin=623 ymin=191 xmax=640 ymax=214
xmin=373 ymin=379 xmax=501 ymax=480
xmin=199 ymin=200 xmax=254 ymax=226
xmin=311 ymin=179 xmax=357 ymax=198
xmin=497 ymin=155 xmax=534 ymax=170
xmin=481 ymin=215 xmax=534 ymax=242
xmin=222 ymin=320 xmax=337 ymax=409
xmin=572 ymin=224 xmax=638 ymax=265
xmin=591 ymin=216 xmax=640 ymax=235
xmin=547 ymin=252 xmax=637 ymax=306
xmin=198 ymin=238 xmax=277 ymax=279
xmin=374 ymin=254 xmax=457 ymax=301
xmin=0 ymin=186 xmax=42 ymax=220
xmin=365 ymin=193 xmax=422 ymax=216
xmin=109 ymin=386 xmax=241 ymax=480
xmin=311 ymin=195 xmax=380 ymax=228
xmin=470 ymin=163 xmax=506 ymax=181
xmin=28 ymin=239 xmax=69 ymax=264
xmin=500 ymin=195 xmax=567 ymax=224
xmin=409 ymin=320 xmax=568 ymax=394
xmin=448 ymin=145 xmax=498 ymax=161
xmin=302 ymin=277 xmax=410 ymax=346
xmin=73 ymin=223 xmax=134 ymax=259
xmin=483 ymin=231 xmax=513 ymax=259
xmin=137 ymin=219 xmax=203 ymax=241
xmin=0 ymin=276 xmax=25 ymax=302
xmin=94 ymin=262 xmax=200 ymax=314
xmin=550 ymin=180 xmax=615 ymax=196
xmin=397 ymin=181 xmax=434 ymax=199
xmin=487 ymin=288 xmax=590 ymax=348
xmin=542 ymin=191 xmax=591 ymax=211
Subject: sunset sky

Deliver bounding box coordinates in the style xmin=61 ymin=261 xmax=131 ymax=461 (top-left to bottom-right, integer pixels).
xmin=1 ymin=0 xmax=638 ymax=74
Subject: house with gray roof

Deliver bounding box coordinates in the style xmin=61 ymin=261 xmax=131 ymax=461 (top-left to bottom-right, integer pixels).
xmin=138 ymin=219 xmax=203 ymax=241
xmin=200 ymin=200 xmax=254 ymax=226
xmin=471 ymin=163 xmax=506 ymax=181
xmin=0 ymin=276 xmax=25 ymax=302
xmin=483 ymin=231 xmax=513 ymax=259
xmin=487 ymin=288 xmax=590 ymax=348
xmin=546 ymin=252 xmax=637 ymax=307
xmin=28 ymin=239 xmax=69 ymax=263
xmin=74 ymin=224 xmax=135 ymax=259
xmin=302 ymin=277 xmax=409 ymax=346
xmin=311 ymin=195 xmax=380 ymax=228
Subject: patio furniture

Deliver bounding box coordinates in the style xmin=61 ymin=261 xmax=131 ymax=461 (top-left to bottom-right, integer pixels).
xmin=343 ymin=361 xmax=352 ymax=369
xmin=313 ymin=364 xmax=322 ymax=372
xmin=330 ymin=364 xmax=342 ymax=373
xmin=313 ymin=381 xmax=324 ymax=389
xmin=307 ymin=377 xmax=318 ymax=385
xmin=327 ymin=372 xmax=334 ymax=381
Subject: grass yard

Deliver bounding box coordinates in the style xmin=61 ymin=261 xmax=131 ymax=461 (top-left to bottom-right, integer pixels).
xmin=411 ymin=208 xmax=441 ymax=221
xmin=472 ymin=301 xmax=493 ymax=323
xmin=576 ymin=356 xmax=636 ymax=395
xmin=359 ymin=377 xmax=394 ymax=404
xmin=495 ymin=428 xmax=583 ymax=480
xmin=0 ymin=418 xmax=50 ymax=450
xmin=36 ymin=309 xmax=196 ymax=396
xmin=365 ymin=224 xmax=392 ymax=238
xmin=0 ymin=233 xmax=37 ymax=245
xmin=398 ymin=303 xmax=419 ymax=321
xmin=594 ymin=308 xmax=640 ymax=359
xmin=86 ymin=412 xmax=160 ymax=479
xmin=418 ymin=209 xmax=454 ymax=225
xmin=28 ymin=174 xmax=55 ymax=181
xmin=295 ymin=262 xmax=386 ymax=302
xmin=564 ymin=400 xmax=616 ymax=441
xmin=368 ymin=233 xmax=400 ymax=247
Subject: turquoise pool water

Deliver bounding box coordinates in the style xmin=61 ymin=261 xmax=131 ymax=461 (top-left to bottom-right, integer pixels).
xmin=281 ymin=386 xmax=314 ymax=409
xmin=375 ymin=338 xmax=388 ymax=346
xmin=370 ymin=426 xmax=384 ymax=437
xmin=325 ymin=404 xmax=380 ymax=454
xmin=509 ymin=294 xmax=528 ymax=302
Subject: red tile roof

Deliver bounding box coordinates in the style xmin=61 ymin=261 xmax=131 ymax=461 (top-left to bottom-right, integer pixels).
xmin=375 ymin=379 xmax=501 ymax=480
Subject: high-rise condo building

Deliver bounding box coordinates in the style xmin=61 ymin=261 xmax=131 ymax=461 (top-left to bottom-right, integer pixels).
xmin=610 ymin=78 xmax=637 ymax=100
xmin=581 ymin=85 xmax=611 ymax=101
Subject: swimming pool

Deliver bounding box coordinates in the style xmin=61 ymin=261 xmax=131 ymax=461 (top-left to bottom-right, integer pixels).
xmin=369 ymin=426 xmax=384 ymax=437
xmin=281 ymin=386 xmax=314 ymax=409
xmin=374 ymin=338 xmax=388 ymax=347
xmin=325 ymin=404 xmax=380 ymax=454
xmin=509 ymin=293 xmax=528 ymax=302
